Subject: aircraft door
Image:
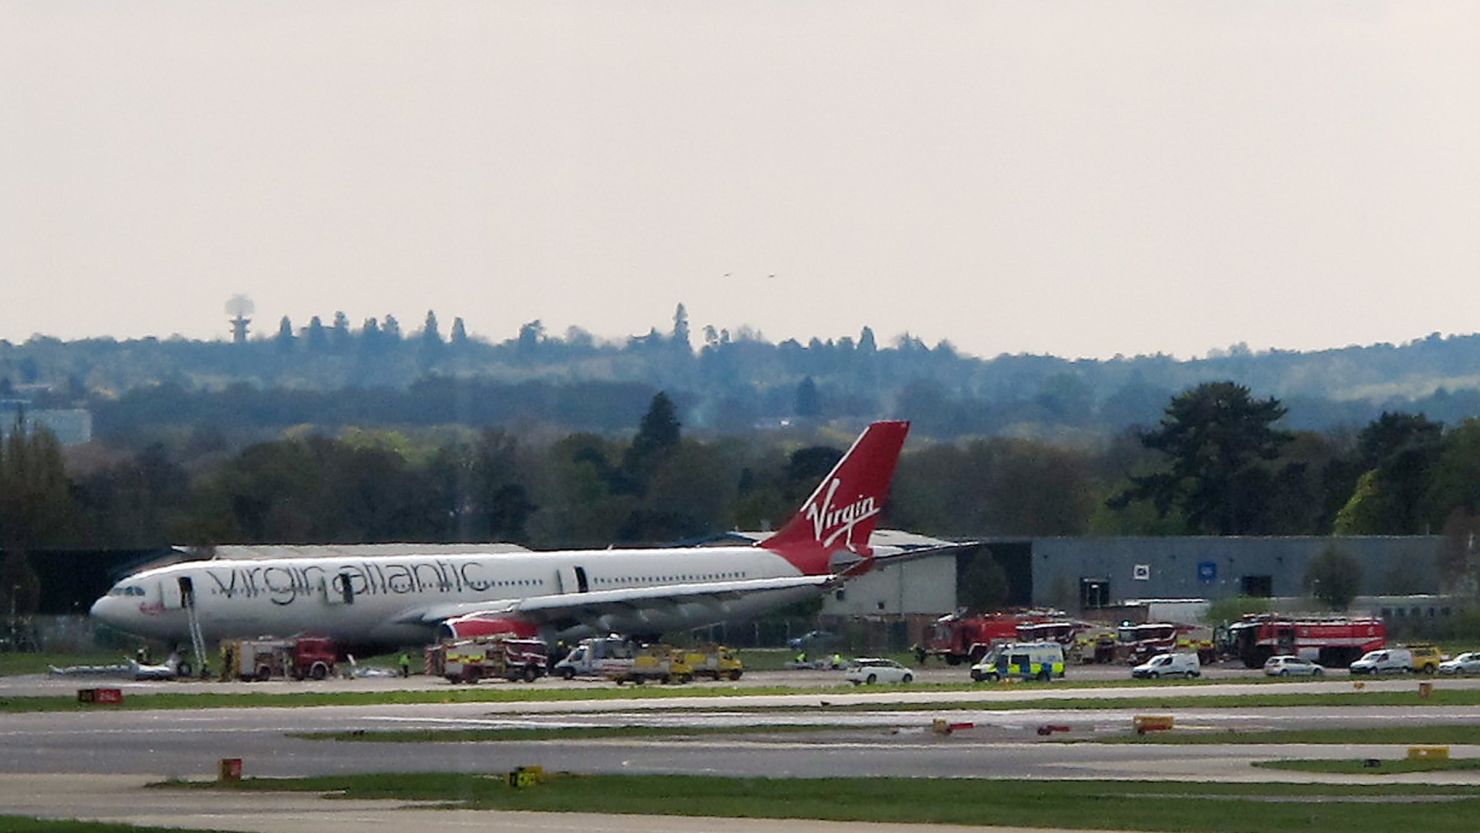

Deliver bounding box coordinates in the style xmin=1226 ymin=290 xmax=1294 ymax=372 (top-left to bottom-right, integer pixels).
xmin=160 ymin=576 xmax=193 ymax=610
xmin=557 ymin=565 xmax=591 ymax=594
xmin=323 ymin=573 xmax=355 ymax=605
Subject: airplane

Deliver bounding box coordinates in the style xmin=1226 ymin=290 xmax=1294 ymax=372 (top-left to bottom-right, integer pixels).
xmin=90 ymin=420 xmax=960 ymax=661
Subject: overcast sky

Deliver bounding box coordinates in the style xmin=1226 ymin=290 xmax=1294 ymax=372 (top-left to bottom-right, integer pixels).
xmin=3 ymin=2 xmax=1477 ymax=359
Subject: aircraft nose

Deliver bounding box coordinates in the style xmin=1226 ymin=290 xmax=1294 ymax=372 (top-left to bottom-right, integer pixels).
xmin=90 ymin=595 xmax=118 ymax=625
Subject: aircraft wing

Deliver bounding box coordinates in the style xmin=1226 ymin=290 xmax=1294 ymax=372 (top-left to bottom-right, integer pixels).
xmin=401 ymin=574 xmax=837 ymax=630
xmin=869 ymin=541 xmax=980 ymax=567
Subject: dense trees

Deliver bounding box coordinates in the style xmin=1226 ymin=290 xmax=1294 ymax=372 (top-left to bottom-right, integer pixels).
xmin=1 ymin=418 xmax=75 ymax=613
xmin=1108 ymin=382 xmax=1293 ymax=535
xmin=4 ymin=372 xmax=1480 ymax=576
xmin=1304 ymin=545 xmax=1363 ymax=610
xmin=10 ymin=312 xmax=1480 ymax=449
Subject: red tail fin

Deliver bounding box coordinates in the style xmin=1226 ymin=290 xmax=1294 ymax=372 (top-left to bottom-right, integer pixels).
xmin=761 ymin=421 xmax=910 ymax=575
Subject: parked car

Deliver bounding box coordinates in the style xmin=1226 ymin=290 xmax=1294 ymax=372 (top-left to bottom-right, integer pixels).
xmin=1439 ymin=652 xmax=1480 ymax=676
xmin=1263 ymin=655 xmax=1325 ymax=677
xmin=844 ymin=658 xmax=914 ymax=685
xmin=1349 ymin=648 xmax=1412 ymax=675
xmin=1131 ymin=652 xmax=1200 ymax=679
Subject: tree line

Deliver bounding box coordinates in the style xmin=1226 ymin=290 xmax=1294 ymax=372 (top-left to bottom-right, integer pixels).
xmin=3 ymin=384 xmax=1480 ymax=614
xmin=6 ymin=306 xmax=1480 ymax=442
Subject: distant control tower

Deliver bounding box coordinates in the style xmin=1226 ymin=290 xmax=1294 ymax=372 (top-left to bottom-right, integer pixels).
xmin=225 ymin=295 xmax=254 ymax=344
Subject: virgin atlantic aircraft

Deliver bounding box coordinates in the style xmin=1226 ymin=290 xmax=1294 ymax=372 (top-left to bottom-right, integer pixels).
xmin=91 ymin=421 xmax=956 ymax=653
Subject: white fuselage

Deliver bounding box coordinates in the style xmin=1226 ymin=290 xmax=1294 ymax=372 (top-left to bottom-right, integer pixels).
xmin=90 ymin=546 xmax=811 ymax=648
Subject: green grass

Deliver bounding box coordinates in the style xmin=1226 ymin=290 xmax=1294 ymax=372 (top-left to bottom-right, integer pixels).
xmin=157 ymin=773 xmax=1480 ymax=832
xmin=294 ymin=723 xmax=838 ymax=743
xmin=1255 ymin=758 xmax=1480 ymax=775
xmin=1090 ymin=725 xmax=1480 ymax=745
xmin=6 ymin=680 xmax=1479 ymax=714
xmin=0 ymin=819 xmax=228 ymax=833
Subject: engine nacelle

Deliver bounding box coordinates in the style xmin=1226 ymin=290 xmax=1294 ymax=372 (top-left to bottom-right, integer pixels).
xmin=437 ymin=615 xmax=539 ymax=642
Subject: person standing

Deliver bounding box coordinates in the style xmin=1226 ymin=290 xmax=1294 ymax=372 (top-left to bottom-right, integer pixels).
xmin=398 ymin=651 xmax=411 ymax=678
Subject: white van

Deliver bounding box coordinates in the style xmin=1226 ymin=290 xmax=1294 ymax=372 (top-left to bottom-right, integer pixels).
xmin=970 ymin=641 xmax=1066 ymax=682
xmin=1349 ymin=648 xmax=1412 ymax=675
xmin=1131 ymin=652 xmax=1200 ymax=679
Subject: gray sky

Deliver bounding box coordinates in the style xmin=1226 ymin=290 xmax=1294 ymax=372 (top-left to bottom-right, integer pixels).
xmin=3 ymin=2 xmax=1477 ymax=359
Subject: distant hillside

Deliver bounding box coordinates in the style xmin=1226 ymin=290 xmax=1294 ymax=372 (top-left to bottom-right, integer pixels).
xmin=3 ymin=322 xmax=1479 ymax=443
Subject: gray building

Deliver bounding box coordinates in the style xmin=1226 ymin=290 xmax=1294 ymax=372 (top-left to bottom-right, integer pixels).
xmin=1029 ymin=536 xmax=1443 ymax=612
xmin=0 ymin=400 xmax=93 ymax=445
xmin=811 ymin=535 xmax=1448 ymax=619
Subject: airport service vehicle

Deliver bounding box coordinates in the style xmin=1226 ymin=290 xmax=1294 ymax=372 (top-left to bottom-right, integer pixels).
xmin=221 ymin=638 xmax=293 ymax=681
xmin=1349 ymin=648 xmax=1413 ymax=675
xmin=1226 ymin=614 xmax=1386 ymax=669
xmin=680 ymin=645 xmax=744 ymax=681
xmin=220 ymin=637 xmax=337 ymax=681
xmin=91 ymin=422 xmax=966 ymax=655
xmin=969 ymin=641 xmax=1065 ymax=682
xmin=1117 ymin=622 xmax=1217 ymax=665
xmin=1263 ymin=655 xmax=1325 ymax=677
xmin=845 ymin=658 xmax=914 ymax=685
xmin=434 ymin=636 xmax=547 ymax=683
xmin=287 ymin=637 xmax=338 ymax=680
xmin=1405 ymin=643 xmax=1442 ymax=674
xmin=602 ymin=644 xmax=692 ymax=685
xmin=1440 ymin=652 xmax=1480 ymax=675
xmin=922 ymin=609 xmax=1070 ymax=665
xmin=553 ymin=636 xmax=635 ymax=680
xmin=1131 ymin=652 xmax=1200 ymax=679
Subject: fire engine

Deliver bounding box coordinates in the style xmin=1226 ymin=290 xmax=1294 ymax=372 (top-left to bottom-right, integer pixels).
xmin=921 ymin=610 xmax=1072 ymax=665
xmin=429 ymin=636 xmax=548 ymax=683
xmin=1118 ymin=622 xmax=1217 ymax=664
xmin=1225 ymin=614 xmax=1386 ymax=668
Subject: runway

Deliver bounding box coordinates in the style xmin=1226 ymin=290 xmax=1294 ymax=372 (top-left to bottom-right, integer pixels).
xmin=5 ymin=671 xmax=1480 ymax=831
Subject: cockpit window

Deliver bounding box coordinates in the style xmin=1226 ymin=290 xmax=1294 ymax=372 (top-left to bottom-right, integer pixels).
xmin=110 ymin=586 xmax=145 ymax=597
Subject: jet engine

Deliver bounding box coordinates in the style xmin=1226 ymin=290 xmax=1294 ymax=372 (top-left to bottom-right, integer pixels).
xmin=437 ymin=614 xmax=539 ymax=642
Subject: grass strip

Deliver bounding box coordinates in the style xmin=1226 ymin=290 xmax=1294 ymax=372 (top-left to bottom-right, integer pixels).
xmin=293 ymin=723 xmax=840 ymax=743
xmin=1255 ymin=758 xmax=1480 ymax=775
xmin=1088 ymin=725 xmax=1480 ymax=745
xmin=7 ymin=684 xmax=1480 ymax=714
xmin=156 ymin=773 xmax=1480 ymax=832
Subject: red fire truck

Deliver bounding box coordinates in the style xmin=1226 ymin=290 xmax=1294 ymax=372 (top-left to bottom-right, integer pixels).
xmin=1225 ymin=614 xmax=1386 ymax=668
xmin=921 ymin=610 xmax=1073 ymax=665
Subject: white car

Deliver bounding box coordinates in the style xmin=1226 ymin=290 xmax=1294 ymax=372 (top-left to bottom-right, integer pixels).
xmin=1131 ymin=652 xmax=1200 ymax=679
xmin=1263 ymin=655 xmax=1325 ymax=677
xmin=1439 ymin=652 xmax=1480 ymax=676
xmin=845 ymin=658 xmax=914 ymax=685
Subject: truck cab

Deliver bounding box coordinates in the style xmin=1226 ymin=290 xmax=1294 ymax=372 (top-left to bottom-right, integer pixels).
xmin=553 ymin=637 xmax=634 ymax=680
